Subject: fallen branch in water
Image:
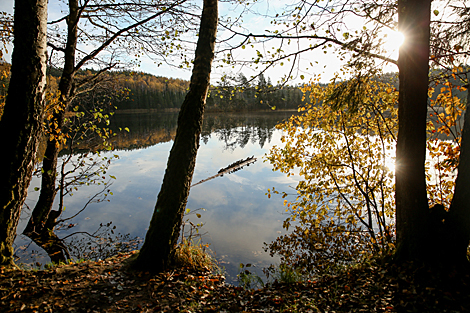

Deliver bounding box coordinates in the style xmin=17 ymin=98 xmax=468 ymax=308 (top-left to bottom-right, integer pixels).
xmin=191 ymin=156 xmax=257 ymax=187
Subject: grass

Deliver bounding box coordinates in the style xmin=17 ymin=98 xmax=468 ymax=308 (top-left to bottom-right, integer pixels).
xmin=44 ymin=258 xmax=87 ymax=269
xmin=17 ymin=257 xmax=87 ymax=271
xmin=237 ymin=263 xmax=265 ymax=289
xmin=172 ymin=238 xmax=218 ymax=273
xmin=266 ymin=263 xmax=305 ymax=284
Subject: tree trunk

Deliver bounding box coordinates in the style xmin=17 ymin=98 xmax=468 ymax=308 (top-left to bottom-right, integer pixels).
xmin=394 ymin=0 xmax=432 ymax=261
xmin=23 ymin=0 xmax=79 ymax=237
xmin=28 ymin=231 xmax=71 ymax=264
xmin=444 ymin=83 xmax=470 ymax=265
xmin=131 ymin=0 xmax=218 ymax=272
xmin=0 ymin=0 xmax=48 ymax=266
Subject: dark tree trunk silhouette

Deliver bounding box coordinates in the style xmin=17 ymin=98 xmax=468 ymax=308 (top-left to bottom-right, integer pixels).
xmin=395 ymin=0 xmax=470 ymax=266
xmin=444 ymin=83 xmax=470 ymax=264
xmin=394 ymin=0 xmax=432 ymax=261
xmin=0 ymin=0 xmax=48 ymax=266
xmin=131 ymin=0 xmax=218 ymax=272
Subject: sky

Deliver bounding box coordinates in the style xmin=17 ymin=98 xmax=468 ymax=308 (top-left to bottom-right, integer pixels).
xmin=0 ymin=0 xmax=402 ymax=84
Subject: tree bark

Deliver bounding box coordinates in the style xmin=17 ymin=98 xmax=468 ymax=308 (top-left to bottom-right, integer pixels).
xmin=28 ymin=231 xmax=71 ymax=264
xmin=395 ymin=0 xmax=432 ymax=261
xmin=0 ymin=0 xmax=48 ymax=266
xmin=23 ymin=0 xmax=79 ymax=237
xmin=24 ymin=0 xmax=178 ymax=238
xmin=131 ymin=0 xmax=218 ymax=272
xmin=23 ymin=0 xmax=185 ymax=263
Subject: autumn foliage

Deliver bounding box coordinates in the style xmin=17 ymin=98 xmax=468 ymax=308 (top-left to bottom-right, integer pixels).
xmin=266 ymin=68 xmax=468 ymax=275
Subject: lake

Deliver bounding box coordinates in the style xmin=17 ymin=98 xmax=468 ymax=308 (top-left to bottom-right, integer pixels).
xmin=16 ymin=110 xmax=300 ymax=284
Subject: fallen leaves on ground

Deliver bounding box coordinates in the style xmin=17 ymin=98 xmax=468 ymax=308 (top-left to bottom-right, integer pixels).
xmin=1 ymin=251 xmax=469 ymax=312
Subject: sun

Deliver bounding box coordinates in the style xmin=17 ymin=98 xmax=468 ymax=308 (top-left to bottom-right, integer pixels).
xmin=389 ymin=31 xmax=405 ymax=47
xmin=381 ymin=30 xmax=405 ymax=58
xmin=385 ymin=158 xmax=396 ymax=173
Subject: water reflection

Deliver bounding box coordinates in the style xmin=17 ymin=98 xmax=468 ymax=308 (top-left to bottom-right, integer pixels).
xmin=201 ymin=112 xmax=286 ymax=149
xmin=110 ymin=112 xmax=178 ymax=151
xmin=17 ymin=110 xmax=298 ymax=285
xmin=108 ymin=111 xmax=295 ymax=151
xmin=64 ymin=111 xmax=295 ymax=153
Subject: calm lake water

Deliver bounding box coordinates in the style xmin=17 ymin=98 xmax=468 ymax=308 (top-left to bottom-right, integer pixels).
xmin=16 ymin=111 xmax=300 ymax=284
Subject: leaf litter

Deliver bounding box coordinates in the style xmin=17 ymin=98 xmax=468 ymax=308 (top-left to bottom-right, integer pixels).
xmin=1 ymin=251 xmax=470 ymax=312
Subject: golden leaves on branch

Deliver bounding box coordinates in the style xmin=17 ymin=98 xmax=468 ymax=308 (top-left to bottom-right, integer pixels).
xmin=266 ymin=70 xmax=466 ymax=275
xmin=426 ymin=74 xmax=466 ymax=207
xmin=266 ymin=76 xmax=399 ymax=274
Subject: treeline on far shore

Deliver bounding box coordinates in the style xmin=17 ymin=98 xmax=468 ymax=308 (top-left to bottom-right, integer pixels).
xmin=1 ymin=63 xmax=467 ymax=115
xmin=112 ymin=71 xmax=307 ymax=111
xmin=0 ymin=63 xmax=306 ymax=113
xmin=91 ymin=70 xmax=307 ymax=112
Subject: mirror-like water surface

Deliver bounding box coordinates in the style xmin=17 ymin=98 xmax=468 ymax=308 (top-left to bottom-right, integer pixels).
xmin=17 ymin=111 xmax=299 ymax=284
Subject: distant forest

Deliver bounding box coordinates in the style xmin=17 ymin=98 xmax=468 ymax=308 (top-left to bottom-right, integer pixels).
xmin=1 ymin=63 xmax=467 ymax=115
xmin=14 ymin=67 xmax=305 ymax=111
xmin=96 ymin=70 xmax=306 ymax=112
xmin=0 ymin=64 xmax=305 ymax=114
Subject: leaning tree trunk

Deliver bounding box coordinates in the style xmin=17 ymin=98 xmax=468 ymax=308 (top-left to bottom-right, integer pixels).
xmin=23 ymin=0 xmax=79 ymax=237
xmin=131 ymin=0 xmax=218 ymax=272
xmin=0 ymin=0 xmax=48 ymax=266
xmin=444 ymin=83 xmax=470 ymax=265
xmin=28 ymin=230 xmax=71 ymax=264
xmin=394 ymin=0 xmax=432 ymax=262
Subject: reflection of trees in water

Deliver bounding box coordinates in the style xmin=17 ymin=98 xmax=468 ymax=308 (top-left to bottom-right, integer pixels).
xmin=17 ymin=221 xmax=141 ymax=266
xmin=64 ymin=222 xmax=142 ymax=262
xmin=57 ymin=112 xmax=179 ymax=156
xmin=107 ymin=111 xmax=296 ymax=151
xmin=109 ymin=112 xmax=179 ymax=151
xmin=20 ymin=146 xmax=141 ymax=265
xmin=201 ymin=112 xmax=295 ymax=150
xmin=18 ymin=111 xmax=295 ymax=266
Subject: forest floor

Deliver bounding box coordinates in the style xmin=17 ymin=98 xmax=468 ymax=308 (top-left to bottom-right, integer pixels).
xmin=1 ymin=250 xmax=470 ymax=312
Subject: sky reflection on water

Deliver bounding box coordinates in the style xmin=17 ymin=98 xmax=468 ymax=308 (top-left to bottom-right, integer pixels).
xmin=16 ymin=111 xmax=298 ymax=284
